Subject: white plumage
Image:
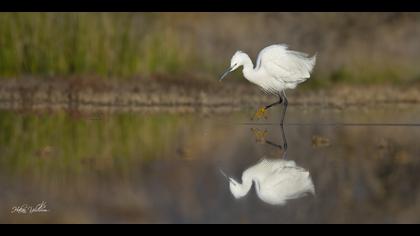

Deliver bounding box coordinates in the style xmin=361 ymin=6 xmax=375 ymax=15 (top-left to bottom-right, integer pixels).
xmin=256 ymin=45 xmax=316 ymax=84
xmin=220 ymin=44 xmax=317 ymax=94
xmin=224 ymin=158 xmax=315 ymax=206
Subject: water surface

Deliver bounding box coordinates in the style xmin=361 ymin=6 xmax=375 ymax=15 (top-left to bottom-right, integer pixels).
xmin=1 ymin=104 xmax=420 ymax=223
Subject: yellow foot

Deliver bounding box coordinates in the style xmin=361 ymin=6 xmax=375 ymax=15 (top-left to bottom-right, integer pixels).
xmin=251 ymin=107 xmax=268 ymax=120
xmin=250 ymin=128 xmax=268 ymax=143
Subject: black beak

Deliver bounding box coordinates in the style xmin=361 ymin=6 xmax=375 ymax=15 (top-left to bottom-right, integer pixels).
xmin=219 ymin=168 xmax=229 ymax=180
xmin=219 ymin=168 xmax=237 ymax=186
xmin=219 ymin=66 xmax=233 ymax=81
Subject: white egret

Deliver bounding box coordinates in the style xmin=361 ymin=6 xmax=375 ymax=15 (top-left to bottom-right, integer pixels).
xmin=220 ymin=44 xmax=317 ymax=124
xmin=221 ymin=158 xmax=315 ymax=206
xmin=220 ymin=124 xmax=314 ymax=205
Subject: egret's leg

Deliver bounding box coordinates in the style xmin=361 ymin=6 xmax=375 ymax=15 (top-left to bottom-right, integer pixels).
xmin=265 ymin=140 xmax=283 ymax=149
xmin=280 ymin=122 xmax=288 ymax=151
xmin=264 ymin=125 xmax=288 ymax=157
xmin=280 ymin=91 xmax=288 ymax=125
xmin=251 ymin=94 xmax=283 ymax=120
xmin=265 ymin=95 xmax=283 ymax=110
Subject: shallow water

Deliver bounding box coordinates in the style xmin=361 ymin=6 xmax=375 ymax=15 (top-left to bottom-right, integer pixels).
xmin=1 ymin=104 xmax=420 ymax=223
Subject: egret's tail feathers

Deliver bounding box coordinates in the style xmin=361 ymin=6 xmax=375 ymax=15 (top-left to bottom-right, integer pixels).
xmin=309 ymin=53 xmax=317 ymax=73
xmin=287 ymin=50 xmax=317 ymax=80
xmin=298 ymin=53 xmax=317 ymax=83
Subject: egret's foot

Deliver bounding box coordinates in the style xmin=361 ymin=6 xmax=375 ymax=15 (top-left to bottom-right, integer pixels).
xmin=250 ymin=128 xmax=268 ymax=143
xmin=251 ymin=107 xmax=268 ymax=120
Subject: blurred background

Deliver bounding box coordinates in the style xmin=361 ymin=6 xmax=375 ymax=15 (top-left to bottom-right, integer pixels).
xmin=1 ymin=12 xmax=420 ymax=86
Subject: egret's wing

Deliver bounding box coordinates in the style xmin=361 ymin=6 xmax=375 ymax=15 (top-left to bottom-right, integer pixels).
xmin=253 ymin=159 xmax=315 ymax=205
xmin=241 ymin=158 xmax=286 ymax=181
xmin=256 ymin=44 xmax=316 ymax=83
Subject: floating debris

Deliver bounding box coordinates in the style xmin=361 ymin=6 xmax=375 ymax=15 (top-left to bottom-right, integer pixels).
xmin=394 ymin=150 xmax=410 ymax=165
xmin=376 ymin=138 xmax=391 ymax=150
xmin=176 ymin=147 xmax=194 ymax=160
xmin=312 ymin=135 xmax=331 ymax=148
xmin=35 ymin=146 xmax=55 ymax=158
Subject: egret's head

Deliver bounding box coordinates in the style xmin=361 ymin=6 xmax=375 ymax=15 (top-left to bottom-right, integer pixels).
xmin=229 ymin=178 xmax=249 ymax=199
xmin=219 ymin=168 xmax=249 ymax=199
xmin=219 ymin=50 xmax=247 ymax=81
xmin=230 ymin=51 xmax=247 ymax=70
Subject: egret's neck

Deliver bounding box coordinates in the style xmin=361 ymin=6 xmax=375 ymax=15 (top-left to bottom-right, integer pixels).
xmin=241 ymin=54 xmax=258 ymax=83
xmin=231 ymin=176 xmax=253 ymax=198
xmin=241 ymin=54 xmax=254 ymax=71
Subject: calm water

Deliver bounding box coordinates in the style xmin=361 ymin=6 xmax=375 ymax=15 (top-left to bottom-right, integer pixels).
xmin=1 ymin=104 xmax=420 ymax=223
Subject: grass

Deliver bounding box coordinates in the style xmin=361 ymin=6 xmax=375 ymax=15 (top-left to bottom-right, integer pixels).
xmin=0 ymin=13 xmax=420 ymax=86
xmin=0 ymin=13 xmax=199 ymax=79
xmin=0 ymin=111 xmax=191 ymax=179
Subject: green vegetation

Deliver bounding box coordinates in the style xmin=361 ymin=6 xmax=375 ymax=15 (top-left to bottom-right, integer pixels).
xmin=0 ymin=13 xmax=198 ymax=78
xmin=0 ymin=111 xmax=191 ymax=179
xmin=1 ymin=13 xmax=420 ymax=85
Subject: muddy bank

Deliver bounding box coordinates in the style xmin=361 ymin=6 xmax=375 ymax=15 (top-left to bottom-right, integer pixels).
xmin=0 ymin=79 xmax=420 ymax=113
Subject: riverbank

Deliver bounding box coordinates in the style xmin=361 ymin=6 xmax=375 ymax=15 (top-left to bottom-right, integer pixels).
xmin=1 ymin=78 xmax=420 ymax=113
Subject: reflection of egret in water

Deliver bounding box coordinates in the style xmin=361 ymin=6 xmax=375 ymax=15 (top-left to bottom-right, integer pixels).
xmin=221 ymin=126 xmax=315 ymax=206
